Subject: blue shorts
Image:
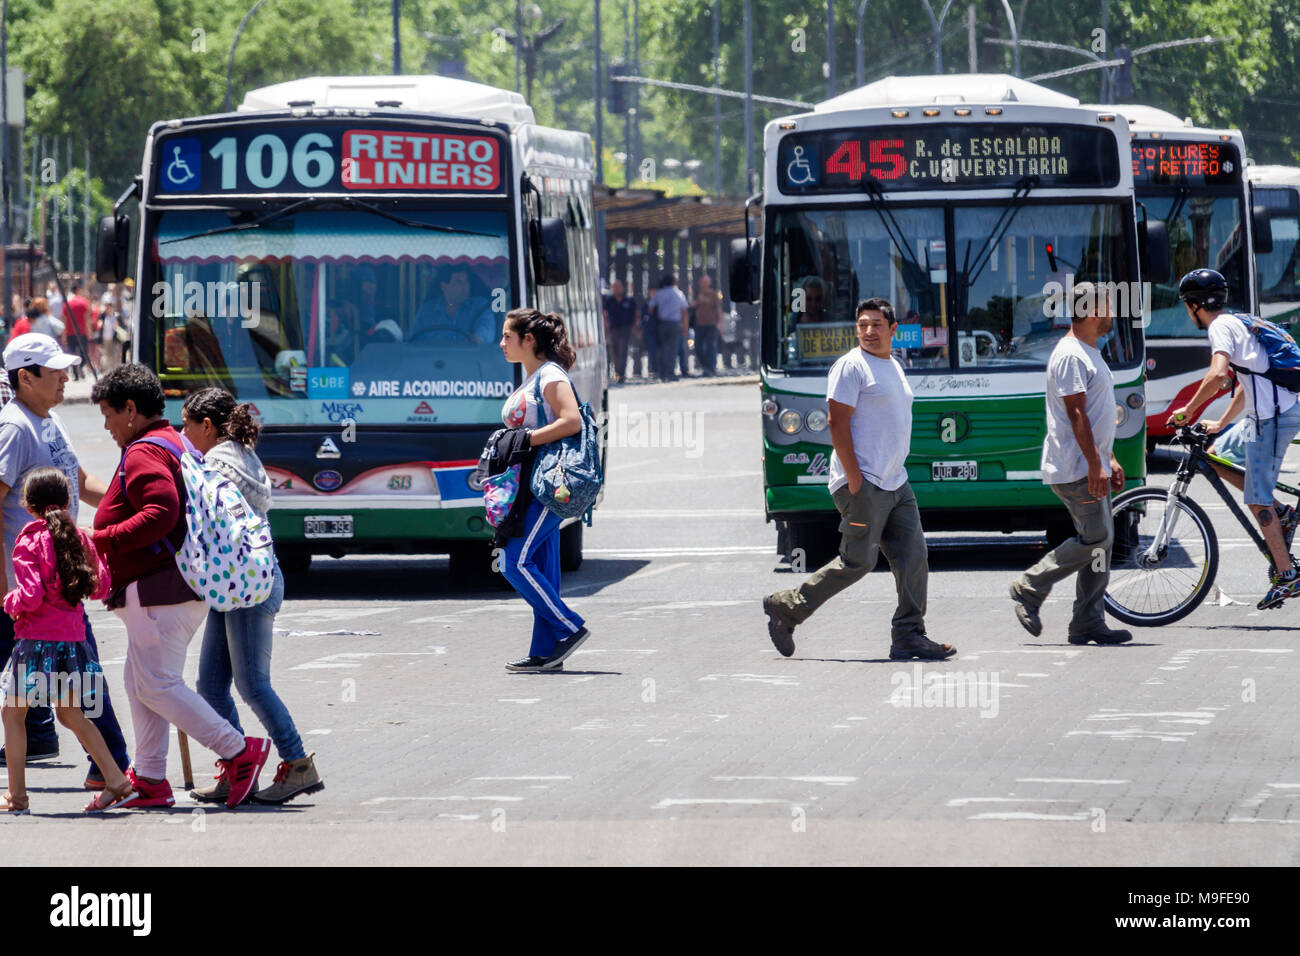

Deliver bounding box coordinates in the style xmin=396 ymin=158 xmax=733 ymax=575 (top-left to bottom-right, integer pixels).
xmin=1244 ymin=403 xmax=1300 ymax=506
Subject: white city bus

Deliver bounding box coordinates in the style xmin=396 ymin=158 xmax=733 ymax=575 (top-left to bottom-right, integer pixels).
xmin=98 ymin=75 xmax=606 ymax=574
xmin=1093 ymin=104 xmax=1269 ymax=446
xmin=732 ymin=75 xmax=1157 ymax=556
xmin=1249 ymin=164 xmax=1300 ymax=327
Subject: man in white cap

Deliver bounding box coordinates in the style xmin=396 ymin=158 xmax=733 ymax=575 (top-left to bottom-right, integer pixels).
xmin=0 ymin=333 xmax=131 ymax=788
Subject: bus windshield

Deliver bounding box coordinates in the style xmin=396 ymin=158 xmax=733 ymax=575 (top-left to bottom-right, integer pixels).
xmin=142 ymin=208 xmax=514 ymax=426
xmin=1141 ymin=193 xmax=1248 ymax=337
xmin=766 ymin=199 xmax=1137 ymax=373
xmin=1256 ymin=186 xmax=1300 ymax=310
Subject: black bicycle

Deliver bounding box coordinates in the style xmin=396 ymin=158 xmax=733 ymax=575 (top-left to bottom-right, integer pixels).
xmin=1104 ymin=423 xmax=1300 ymax=626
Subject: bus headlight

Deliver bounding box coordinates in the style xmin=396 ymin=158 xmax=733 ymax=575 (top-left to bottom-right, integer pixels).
xmin=1126 ymin=392 xmax=1144 ymax=409
xmin=805 ymin=409 xmax=829 ymax=432
xmin=762 ymin=398 xmax=779 ymax=417
xmin=1115 ymin=403 xmax=1127 ymax=427
xmin=778 ymin=409 xmax=803 ymax=434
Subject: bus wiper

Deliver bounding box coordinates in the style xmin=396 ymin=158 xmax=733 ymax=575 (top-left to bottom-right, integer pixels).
xmin=327 ymin=196 xmax=501 ymax=237
xmin=159 ymin=197 xmax=320 ymax=245
xmin=960 ymin=175 xmax=1039 ymax=289
xmin=858 ymin=176 xmax=925 ymax=274
xmin=159 ymin=195 xmax=500 ymax=246
xmin=1165 ymin=185 xmax=1190 ymax=228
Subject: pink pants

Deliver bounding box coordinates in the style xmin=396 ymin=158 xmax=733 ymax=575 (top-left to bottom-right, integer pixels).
xmin=115 ymin=583 xmax=245 ymax=779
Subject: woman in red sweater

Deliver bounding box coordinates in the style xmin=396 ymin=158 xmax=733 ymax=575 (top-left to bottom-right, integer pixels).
xmin=90 ymin=364 xmax=270 ymax=809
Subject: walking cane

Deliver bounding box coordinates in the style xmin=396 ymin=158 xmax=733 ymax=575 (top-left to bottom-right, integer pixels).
xmin=177 ymin=729 xmax=194 ymax=791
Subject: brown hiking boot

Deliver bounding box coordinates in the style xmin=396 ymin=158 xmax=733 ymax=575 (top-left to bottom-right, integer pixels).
xmin=190 ymin=763 xmax=230 ymax=803
xmin=762 ymin=595 xmax=796 ymax=657
xmin=252 ymin=753 xmax=324 ymax=805
xmin=889 ymin=632 xmax=957 ymax=661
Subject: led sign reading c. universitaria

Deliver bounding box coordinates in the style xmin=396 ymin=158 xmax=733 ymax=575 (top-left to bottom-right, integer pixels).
xmin=1129 ymin=138 xmax=1241 ymax=187
xmin=776 ymin=123 xmax=1121 ymax=194
xmin=152 ymin=120 xmax=505 ymax=196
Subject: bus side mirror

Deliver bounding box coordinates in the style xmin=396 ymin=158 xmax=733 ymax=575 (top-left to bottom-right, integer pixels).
xmin=1254 ymin=205 xmax=1274 ymax=255
xmin=729 ymin=237 xmax=760 ymax=303
xmin=530 ymin=217 xmax=570 ymax=286
xmin=96 ymin=214 xmax=130 ymax=283
xmin=1139 ymin=218 xmax=1170 ymax=284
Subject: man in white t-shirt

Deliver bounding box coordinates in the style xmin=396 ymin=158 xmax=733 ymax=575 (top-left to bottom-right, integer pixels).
xmin=1010 ymin=283 xmax=1131 ymax=645
xmin=1167 ymin=268 xmax=1300 ymax=609
xmin=763 ymin=298 xmax=954 ymax=661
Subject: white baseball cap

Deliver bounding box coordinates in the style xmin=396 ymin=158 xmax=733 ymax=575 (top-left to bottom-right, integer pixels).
xmin=3 ymin=332 xmax=82 ymax=372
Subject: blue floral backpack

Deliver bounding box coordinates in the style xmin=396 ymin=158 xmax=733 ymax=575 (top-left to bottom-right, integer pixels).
xmin=529 ymin=368 xmax=603 ymax=520
xmin=127 ymin=435 xmax=276 ymax=610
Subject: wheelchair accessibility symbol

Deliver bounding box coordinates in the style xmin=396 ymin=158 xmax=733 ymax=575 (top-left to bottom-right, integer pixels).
xmin=163 ymin=138 xmax=201 ymax=192
xmin=785 ymin=144 xmax=818 ymax=188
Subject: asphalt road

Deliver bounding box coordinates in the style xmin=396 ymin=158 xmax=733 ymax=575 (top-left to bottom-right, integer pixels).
xmin=4 ymin=380 xmax=1300 ymax=865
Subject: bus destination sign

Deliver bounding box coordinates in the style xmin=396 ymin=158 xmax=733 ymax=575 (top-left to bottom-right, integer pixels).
xmin=1130 ymin=138 xmax=1240 ymax=187
xmin=153 ymin=121 xmax=504 ymax=196
xmin=776 ymin=123 xmax=1120 ymax=194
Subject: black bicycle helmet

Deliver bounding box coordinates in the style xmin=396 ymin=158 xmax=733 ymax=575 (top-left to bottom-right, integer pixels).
xmin=1177 ymin=268 xmax=1229 ymax=309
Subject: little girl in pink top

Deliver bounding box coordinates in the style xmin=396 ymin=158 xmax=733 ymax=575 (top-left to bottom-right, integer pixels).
xmin=0 ymin=467 xmax=129 ymax=812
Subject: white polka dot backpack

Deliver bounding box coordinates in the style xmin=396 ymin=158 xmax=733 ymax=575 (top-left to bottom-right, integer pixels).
xmin=132 ymin=435 xmax=276 ymax=610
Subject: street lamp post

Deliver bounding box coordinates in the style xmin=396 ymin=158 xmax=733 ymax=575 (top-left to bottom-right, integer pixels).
xmin=1 ymin=0 xmax=10 ymax=326
xmin=855 ymin=0 xmax=870 ymax=88
xmin=999 ymin=0 xmax=1020 ymax=77
xmin=920 ymin=0 xmax=957 ymax=73
xmin=225 ymin=0 xmax=272 ymax=112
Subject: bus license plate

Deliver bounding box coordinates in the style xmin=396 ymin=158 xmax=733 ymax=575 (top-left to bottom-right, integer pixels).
xmin=304 ymin=516 xmax=354 ymax=539
xmin=932 ymin=461 xmax=977 ymax=481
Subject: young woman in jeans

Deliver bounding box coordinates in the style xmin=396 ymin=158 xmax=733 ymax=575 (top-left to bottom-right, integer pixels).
xmin=181 ymin=387 xmax=323 ymax=804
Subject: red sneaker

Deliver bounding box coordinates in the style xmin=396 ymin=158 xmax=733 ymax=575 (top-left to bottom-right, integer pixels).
xmin=219 ymin=737 xmax=271 ymax=808
xmin=116 ymin=769 xmax=176 ymax=809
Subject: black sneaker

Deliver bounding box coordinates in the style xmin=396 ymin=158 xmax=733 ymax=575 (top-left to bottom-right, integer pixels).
xmin=1068 ymin=627 xmax=1133 ymax=645
xmin=1009 ymin=582 xmax=1042 ymax=637
xmin=505 ymin=656 xmax=552 ymax=672
xmin=762 ymin=595 xmax=796 ymax=657
xmin=543 ymin=628 xmax=590 ymax=670
xmin=889 ymin=632 xmax=957 ymax=661
xmin=0 ymin=742 xmax=59 ymax=766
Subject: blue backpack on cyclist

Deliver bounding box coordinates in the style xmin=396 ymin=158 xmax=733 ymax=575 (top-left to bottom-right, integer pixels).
xmin=1229 ymin=314 xmax=1300 ymax=392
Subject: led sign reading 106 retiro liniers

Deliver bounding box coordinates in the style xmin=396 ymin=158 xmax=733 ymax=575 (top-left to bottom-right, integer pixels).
xmin=777 ymin=123 xmax=1120 ymax=194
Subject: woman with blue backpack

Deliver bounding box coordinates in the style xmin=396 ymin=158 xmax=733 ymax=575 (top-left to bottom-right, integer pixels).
xmin=497 ymin=309 xmax=591 ymax=672
xmin=180 ymin=387 xmax=322 ymax=804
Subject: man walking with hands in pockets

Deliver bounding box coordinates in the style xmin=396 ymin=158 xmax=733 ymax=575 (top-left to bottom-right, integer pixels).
xmin=763 ymin=297 xmax=955 ymax=661
xmin=1009 ymin=282 xmax=1131 ymax=644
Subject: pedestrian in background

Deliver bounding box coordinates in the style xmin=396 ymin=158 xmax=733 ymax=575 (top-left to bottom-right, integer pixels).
xmin=603 ymin=278 xmax=639 ymax=384
xmin=1010 ymin=282 xmax=1131 ymax=645
xmin=91 ymin=364 xmax=271 ymax=808
xmin=693 ymin=275 xmax=723 ymax=377
xmin=182 ymin=387 xmax=323 ymax=804
xmin=649 ymin=273 xmax=688 ymax=382
xmin=63 ymin=282 xmax=95 ymax=380
xmin=27 ymin=298 xmax=64 ymax=342
xmin=0 ymin=333 xmax=130 ymax=787
xmin=497 ymin=309 xmax=590 ymax=672
xmin=763 ymin=298 xmax=954 ymax=662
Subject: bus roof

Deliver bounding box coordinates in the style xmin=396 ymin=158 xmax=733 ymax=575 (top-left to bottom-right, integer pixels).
xmin=1087 ymin=103 xmax=1242 ymax=141
xmin=239 ymin=74 xmax=536 ymax=125
xmin=815 ymin=73 xmax=1080 ymax=114
xmin=1249 ymin=164 xmax=1300 ymax=186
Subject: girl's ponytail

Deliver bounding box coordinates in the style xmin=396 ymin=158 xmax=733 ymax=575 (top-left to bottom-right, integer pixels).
xmin=21 ymin=467 xmax=96 ymax=606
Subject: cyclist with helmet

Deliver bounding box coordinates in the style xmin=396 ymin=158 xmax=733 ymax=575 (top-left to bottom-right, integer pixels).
xmin=1167 ymin=268 xmax=1300 ymax=609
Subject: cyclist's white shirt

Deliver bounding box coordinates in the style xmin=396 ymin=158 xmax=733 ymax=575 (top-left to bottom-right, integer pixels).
xmin=1042 ymin=335 xmax=1115 ymax=485
xmin=1206 ymin=314 xmax=1298 ymax=422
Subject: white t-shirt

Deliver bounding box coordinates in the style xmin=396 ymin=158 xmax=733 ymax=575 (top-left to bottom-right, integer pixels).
xmin=1206 ymin=313 xmax=1298 ymax=421
xmin=826 ymin=348 xmax=913 ymax=493
xmin=1041 ymin=335 xmax=1116 ymax=485
xmin=502 ymin=361 xmax=572 ymax=429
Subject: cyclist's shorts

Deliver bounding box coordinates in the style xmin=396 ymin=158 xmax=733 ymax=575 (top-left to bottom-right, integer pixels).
xmin=1212 ymin=420 xmax=1248 ymax=466
xmin=1245 ymin=404 xmax=1300 ymax=506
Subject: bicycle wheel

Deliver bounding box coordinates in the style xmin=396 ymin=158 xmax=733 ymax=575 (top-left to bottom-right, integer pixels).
xmin=1104 ymin=485 xmax=1219 ymax=627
